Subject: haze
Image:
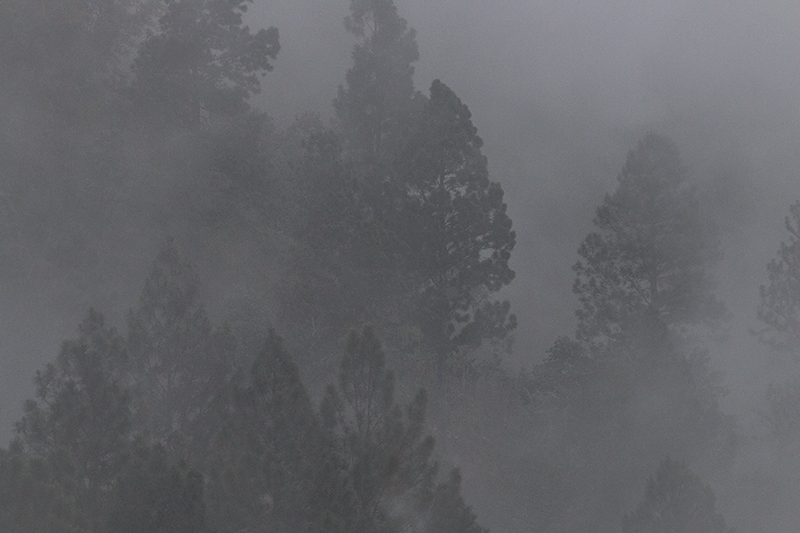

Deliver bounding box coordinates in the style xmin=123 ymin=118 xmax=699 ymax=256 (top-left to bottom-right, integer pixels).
xmin=1 ymin=1 xmax=800 ymax=531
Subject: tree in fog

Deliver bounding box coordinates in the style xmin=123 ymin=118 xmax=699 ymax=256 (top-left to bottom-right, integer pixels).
xmin=530 ymin=134 xmax=735 ymax=532
xmin=125 ymin=240 xmax=236 ymax=455
xmin=574 ymin=133 xmax=726 ymax=345
xmin=755 ymin=201 xmax=800 ymax=442
xmin=333 ymin=0 xmax=420 ymax=167
xmin=322 ymin=326 xmax=486 ymax=532
xmin=206 ymin=331 xmax=354 ymax=532
xmin=397 ymin=79 xmax=516 ymax=380
xmin=15 ymin=310 xmax=131 ymax=530
xmin=106 ymin=442 xmax=209 ymax=533
xmin=0 ymin=445 xmax=83 ymax=532
xmin=623 ymin=457 xmax=735 ymax=533
xmin=756 ymin=201 xmax=800 ymax=357
xmin=288 ymin=0 xmax=516 ymax=385
xmin=131 ymin=0 xmax=279 ymax=128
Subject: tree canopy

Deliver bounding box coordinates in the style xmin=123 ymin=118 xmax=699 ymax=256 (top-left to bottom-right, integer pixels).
xmin=574 ymin=133 xmax=726 ymax=346
xmin=623 ymin=457 xmax=735 ymax=533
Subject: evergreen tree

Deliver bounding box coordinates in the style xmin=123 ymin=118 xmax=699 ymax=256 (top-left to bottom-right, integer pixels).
xmin=530 ymin=134 xmax=735 ymax=532
xmin=623 ymin=457 xmax=735 ymax=533
xmin=398 ymin=79 xmax=516 ymax=380
xmin=125 ymin=239 xmax=236 ymax=456
xmin=573 ymin=133 xmax=726 ymax=346
xmin=15 ymin=310 xmax=131 ymax=530
xmin=291 ymin=0 xmax=516 ymax=387
xmin=131 ymin=0 xmax=279 ymax=128
xmin=206 ymin=331 xmax=355 ymax=532
xmin=755 ymin=202 xmax=800 ymax=442
xmin=322 ymin=326 xmax=484 ymax=531
xmin=105 ymin=442 xmax=209 ymax=533
xmin=756 ymin=200 xmax=800 ymax=357
xmin=0 ymin=446 xmax=85 ymax=533
xmin=334 ymin=0 xmax=420 ymax=167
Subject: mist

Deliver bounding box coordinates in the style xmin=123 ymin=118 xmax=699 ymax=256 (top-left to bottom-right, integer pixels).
xmin=2 ymin=0 xmax=800 ymax=531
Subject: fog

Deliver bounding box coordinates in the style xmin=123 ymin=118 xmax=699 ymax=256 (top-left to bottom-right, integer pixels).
xmin=253 ymin=0 xmax=800 ymax=406
xmin=2 ymin=1 xmax=800 ymax=531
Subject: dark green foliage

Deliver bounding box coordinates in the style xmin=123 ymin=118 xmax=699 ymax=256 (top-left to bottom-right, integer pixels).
xmin=574 ymin=133 xmax=726 ymax=345
xmin=125 ymin=239 xmax=236 ymax=455
xmin=106 ymin=442 xmax=208 ymax=533
xmin=623 ymin=457 xmax=735 ymax=533
xmin=756 ymin=201 xmax=800 ymax=358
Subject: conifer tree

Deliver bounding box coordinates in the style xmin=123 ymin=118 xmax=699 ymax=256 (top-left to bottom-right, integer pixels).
xmin=334 ymin=0 xmax=420 ymax=167
xmin=131 ymin=0 xmax=279 ymax=128
xmin=623 ymin=457 xmax=735 ymax=533
xmin=756 ymin=201 xmax=800 ymax=357
xmin=206 ymin=331 xmax=355 ymax=532
xmin=573 ymin=133 xmax=726 ymax=346
xmin=322 ymin=326 xmax=485 ymax=531
xmin=125 ymin=240 xmax=236 ymax=456
xmin=15 ymin=310 xmax=131 ymax=530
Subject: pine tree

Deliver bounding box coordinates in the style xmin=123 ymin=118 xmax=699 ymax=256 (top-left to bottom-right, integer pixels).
xmin=334 ymin=0 xmax=420 ymax=167
xmin=322 ymin=326 xmax=486 ymax=531
xmin=131 ymin=0 xmax=279 ymax=128
xmin=531 ymin=134 xmax=735 ymax=532
xmin=206 ymin=331 xmax=355 ymax=532
xmin=105 ymin=442 xmax=209 ymax=533
xmin=15 ymin=310 xmax=131 ymax=530
xmin=125 ymin=239 xmax=236 ymax=456
xmin=398 ymin=79 xmax=516 ymax=381
xmin=756 ymin=201 xmax=800 ymax=357
xmin=573 ymin=133 xmax=726 ymax=346
xmin=623 ymin=457 xmax=735 ymax=533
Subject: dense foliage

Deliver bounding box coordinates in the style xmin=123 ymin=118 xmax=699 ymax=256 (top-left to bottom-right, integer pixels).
xmin=0 ymin=0 xmax=775 ymax=531
xmin=623 ymin=457 xmax=735 ymax=533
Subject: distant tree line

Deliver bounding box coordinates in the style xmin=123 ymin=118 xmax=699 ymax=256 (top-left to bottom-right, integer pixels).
xmin=6 ymin=0 xmax=800 ymax=531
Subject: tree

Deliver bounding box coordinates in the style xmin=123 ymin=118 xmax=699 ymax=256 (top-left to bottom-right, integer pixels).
xmin=206 ymin=331 xmax=355 ymax=532
xmin=528 ymin=134 xmax=736 ymax=532
xmin=397 ymin=79 xmax=516 ymax=381
xmin=622 ymin=457 xmax=735 ymax=533
xmin=333 ymin=0 xmax=420 ymax=166
xmin=125 ymin=239 xmax=236 ymax=455
xmin=105 ymin=442 xmax=209 ymax=533
xmin=0 ymin=0 xmax=157 ymax=307
xmin=423 ymin=469 xmax=488 ymax=533
xmin=756 ymin=201 xmax=800 ymax=357
xmin=755 ymin=202 xmax=800 ymax=443
xmin=573 ymin=133 xmax=726 ymax=345
xmin=322 ymin=326 xmax=485 ymax=531
xmin=0 ymin=445 xmax=85 ymax=533
xmin=277 ymin=120 xmax=414 ymax=386
xmin=305 ymin=1 xmax=517 ymax=385
xmin=322 ymin=326 xmax=436 ymax=530
xmin=15 ymin=309 xmax=131 ymax=530
xmin=131 ymin=0 xmax=279 ymax=128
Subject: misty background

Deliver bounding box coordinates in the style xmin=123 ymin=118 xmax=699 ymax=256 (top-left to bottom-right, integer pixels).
xmin=1 ymin=1 xmax=800 ymax=531
xmin=251 ymin=0 xmax=800 ymax=393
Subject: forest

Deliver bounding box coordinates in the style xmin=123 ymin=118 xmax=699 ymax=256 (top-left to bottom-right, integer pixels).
xmin=0 ymin=0 xmax=799 ymax=531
